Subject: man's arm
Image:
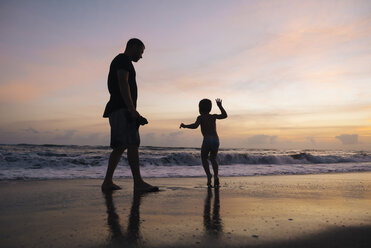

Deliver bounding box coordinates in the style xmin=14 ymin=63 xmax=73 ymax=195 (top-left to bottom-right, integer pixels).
xmin=180 ymin=116 xmax=201 ymax=129
xmin=117 ymin=69 xmax=139 ymax=120
xmin=215 ymin=98 xmax=227 ymax=119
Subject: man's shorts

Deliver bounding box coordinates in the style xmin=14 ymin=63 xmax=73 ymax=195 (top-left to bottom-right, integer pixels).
xmin=202 ymin=136 xmax=220 ymax=154
xmin=109 ymin=108 xmax=140 ymax=149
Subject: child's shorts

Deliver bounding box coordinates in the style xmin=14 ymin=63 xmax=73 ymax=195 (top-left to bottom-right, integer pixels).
xmin=202 ymin=137 xmax=220 ymax=153
xmin=109 ymin=108 xmax=140 ymax=149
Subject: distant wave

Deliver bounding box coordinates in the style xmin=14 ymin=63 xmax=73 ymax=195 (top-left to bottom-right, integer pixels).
xmin=1 ymin=144 xmax=371 ymax=168
xmin=138 ymin=152 xmax=371 ymax=166
xmin=218 ymin=152 xmax=371 ymax=165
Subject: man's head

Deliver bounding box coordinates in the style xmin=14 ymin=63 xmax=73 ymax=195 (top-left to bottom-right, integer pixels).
xmin=199 ymin=99 xmax=212 ymax=114
xmin=125 ymin=38 xmax=145 ymax=62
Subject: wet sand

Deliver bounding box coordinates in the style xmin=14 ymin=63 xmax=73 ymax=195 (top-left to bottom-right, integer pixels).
xmin=0 ymin=172 xmax=370 ymax=248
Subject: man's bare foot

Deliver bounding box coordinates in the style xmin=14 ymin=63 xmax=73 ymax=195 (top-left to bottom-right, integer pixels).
xmin=134 ymin=181 xmax=159 ymax=193
xmin=101 ymin=182 xmax=122 ymax=191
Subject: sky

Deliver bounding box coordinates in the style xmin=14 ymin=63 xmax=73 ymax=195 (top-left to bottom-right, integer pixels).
xmin=0 ymin=0 xmax=370 ymax=150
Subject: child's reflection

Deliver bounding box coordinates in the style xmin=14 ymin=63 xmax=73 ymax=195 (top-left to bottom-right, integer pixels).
xmin=103 ymin=190 xmax=147 ymax=247
xmin=203 ymin=187 xmax=223 ymax=238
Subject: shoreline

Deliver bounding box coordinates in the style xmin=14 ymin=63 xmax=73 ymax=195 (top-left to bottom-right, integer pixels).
xmin=1 ymin=172 xmax=370 ymax=247
xmin=1 ymin=169 xmax=371 ymax=182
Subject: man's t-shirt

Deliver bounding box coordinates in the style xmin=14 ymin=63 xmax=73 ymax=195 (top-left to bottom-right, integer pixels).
xmin=103 ymin=53 xmax=137 ymax=118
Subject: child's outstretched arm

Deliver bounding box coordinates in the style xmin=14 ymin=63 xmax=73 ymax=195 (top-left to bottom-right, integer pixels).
xmin=215 ymin=98 xmax=228 ymax=119
xmin=180 ymin=116 xmax=201 ymax=129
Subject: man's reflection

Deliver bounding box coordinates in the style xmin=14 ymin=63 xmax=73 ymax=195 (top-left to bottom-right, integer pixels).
xmin=203 ymin=187 xmax=223 ymax=238
xmin=103 ymin=190 xmax=148 ymax=247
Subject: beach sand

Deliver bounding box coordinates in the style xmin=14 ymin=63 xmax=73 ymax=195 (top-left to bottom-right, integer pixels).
xmin=0 ymin=172 xmax=370 ymax=248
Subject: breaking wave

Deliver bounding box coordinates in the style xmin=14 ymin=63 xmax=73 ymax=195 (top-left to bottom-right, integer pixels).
xmin=0 ymin=144 xmax=370 ymax=180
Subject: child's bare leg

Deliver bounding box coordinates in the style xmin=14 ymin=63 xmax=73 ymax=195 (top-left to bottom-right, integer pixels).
xmin=210 ymin=150 xmax=219 ymax=187
xmin=201 ymin=146 xmax=212 ymax=187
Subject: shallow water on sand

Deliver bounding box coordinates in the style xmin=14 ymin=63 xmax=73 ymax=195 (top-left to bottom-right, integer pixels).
xmin=0 ymin=173 xmax=370 ymax=247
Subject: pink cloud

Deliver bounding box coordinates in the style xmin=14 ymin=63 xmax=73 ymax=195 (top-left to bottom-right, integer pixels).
xmin=0 ymin=45 xmax=108 ymax=103
xmin=336 ymin=134 xmax=358 ymax=145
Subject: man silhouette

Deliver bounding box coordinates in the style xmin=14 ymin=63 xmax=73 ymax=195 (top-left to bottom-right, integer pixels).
xmin=102 ymin=38 xmax=158 ymax=192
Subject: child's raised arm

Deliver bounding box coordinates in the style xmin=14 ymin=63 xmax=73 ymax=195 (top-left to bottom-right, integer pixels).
xmin=180 ymin=116 xmax=201 ymax=129
xmin=215 ymin=98 xmax=227 ymax=119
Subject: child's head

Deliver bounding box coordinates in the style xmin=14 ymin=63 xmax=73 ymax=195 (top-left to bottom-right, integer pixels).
xmin=199 ymin=99 xmax=212 ymax=114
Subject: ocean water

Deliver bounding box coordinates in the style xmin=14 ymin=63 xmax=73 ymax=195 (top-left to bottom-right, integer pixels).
xmin=0 ymin=144 xmax=370 ymax=180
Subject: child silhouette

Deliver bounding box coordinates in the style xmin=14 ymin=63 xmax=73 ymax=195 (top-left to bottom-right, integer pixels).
xmin=180 ymin=98 xmax=227 ymax=187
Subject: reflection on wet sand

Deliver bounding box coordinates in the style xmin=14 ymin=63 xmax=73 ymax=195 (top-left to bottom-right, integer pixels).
xmin=1 ymin=175 xmax=370 ymax=247
xmin=103 ymin=186 xmax=225 ymax=247
xmin=204 ymin=187 xmax=223 ymax=239
xmin=103 ymin=190 xmax=146 ymax=247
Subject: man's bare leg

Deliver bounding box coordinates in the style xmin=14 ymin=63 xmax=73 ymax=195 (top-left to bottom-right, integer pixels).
xmin=102 ymin=147 xmax=126 ymax=190
xmin=127 ymin=145 xmax=158 ymax=192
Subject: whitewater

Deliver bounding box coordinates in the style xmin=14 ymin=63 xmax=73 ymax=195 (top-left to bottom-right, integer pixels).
xmin=0 ymin=144 xmax=370 ymax=180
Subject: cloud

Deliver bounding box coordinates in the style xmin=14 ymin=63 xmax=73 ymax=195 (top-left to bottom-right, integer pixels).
xmin=0 ymin=47 xmax=107 ymax=103
xmin=335 ymin=134 xmax=358 ymax=145
xmin=168 ymin=131 xmax=182 ymax=137
xmin=247 ymin=135 xmax=277 ymax=145
xmin=142 ymin=131 xmax=201 ymax=147
xmin=307 ymin=137 xmax=316 ymax=145
xmin=24 ymin=127 xmax=39 ymax=134
xmin=55 ymin=130 xmax=77 ymax=141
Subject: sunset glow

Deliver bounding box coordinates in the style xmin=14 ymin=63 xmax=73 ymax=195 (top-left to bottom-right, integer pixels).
xmin=0 ymin=0 xmax=370 ymax=149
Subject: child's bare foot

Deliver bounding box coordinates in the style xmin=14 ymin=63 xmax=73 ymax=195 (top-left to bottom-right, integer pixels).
xmin=134 ymin=181 xmax=159 ymax=193
xmin=101 ymin=181 xmax=122 ymax=191
xmin=214 ymin=177 xmax=220 ymax=187
xmin=207 ymin=175 xmax=212 ymax=187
